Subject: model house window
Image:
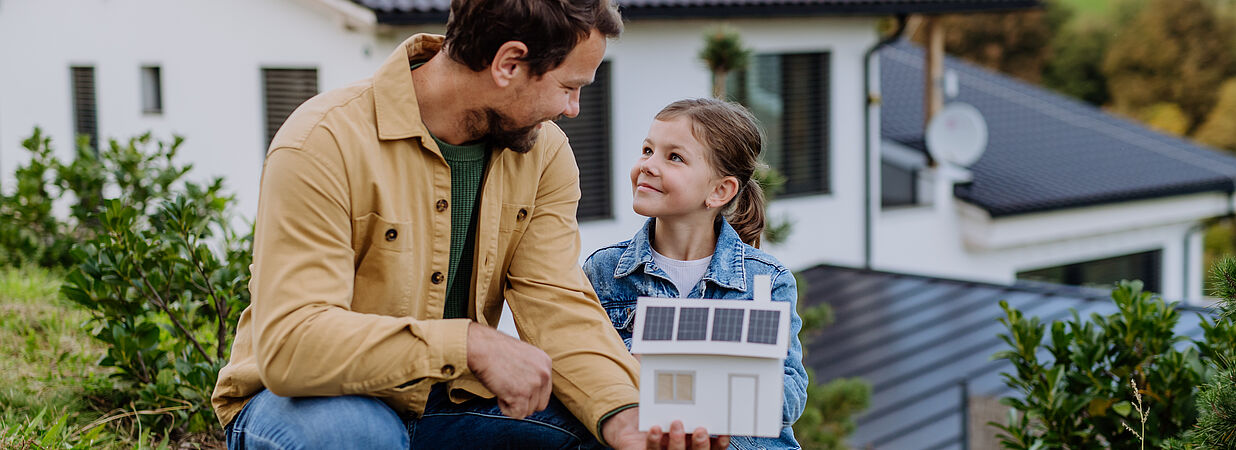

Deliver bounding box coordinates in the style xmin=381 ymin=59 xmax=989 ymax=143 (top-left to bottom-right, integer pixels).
xmin=746 ymin=310 xmax=780 ymax=344
xmin=555 ymin=61 xmax=611 ymax=221
xmin=728 ymin=52 xmax=831 ymax=196
xmin=141 ymin=66 xmax=163 ymax=114
xmin=711 ymin=308 xmax=745 ymax=342
xmin=262 ymin=68 xmax=319 ymax=149
xmin=1017 ymin=250 xmax=1162 ymax=293
xmin=655 ymin=371 xmax=695 ymax=404
xmin=643 ymin=306 xmax=676 ymax=341
xmin=676 ymin=307 xmax=709 ymax=341
xmin=70 ymin=66 xmax=98 ymax=151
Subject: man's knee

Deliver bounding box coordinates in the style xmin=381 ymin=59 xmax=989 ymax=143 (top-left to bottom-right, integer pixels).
xmin=235 ymin=390 xmax=408 ymax=449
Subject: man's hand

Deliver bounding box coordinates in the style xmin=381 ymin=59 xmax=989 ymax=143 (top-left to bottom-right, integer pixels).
xmin=601 ymin=408 xmax=729 ymax=450
xmin=465 ymin=323 xmax=552 ymax=420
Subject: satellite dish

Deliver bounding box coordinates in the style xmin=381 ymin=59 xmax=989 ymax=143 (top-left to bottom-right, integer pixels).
xmin=926 ymin=102 xmax=988 ymax=167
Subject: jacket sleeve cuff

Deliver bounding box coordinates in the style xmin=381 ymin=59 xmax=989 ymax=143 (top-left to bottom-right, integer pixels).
xmin=415 ymin=318 xmax=472 ymax=381
xmin=580 ymin=383 xmax=640 ymax=443
xmin=596 ymin=403 xmax=639 ymax=448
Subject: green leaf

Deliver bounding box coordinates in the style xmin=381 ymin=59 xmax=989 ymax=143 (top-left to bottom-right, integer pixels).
xmin=1112 ymin=400 xmax=1132 ymax=417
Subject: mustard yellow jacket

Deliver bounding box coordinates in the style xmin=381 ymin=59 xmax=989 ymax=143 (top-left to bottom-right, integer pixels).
xmin=211 ymin=34 xmax=639 ymax=439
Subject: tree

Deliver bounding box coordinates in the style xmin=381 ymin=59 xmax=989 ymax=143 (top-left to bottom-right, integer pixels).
xmin=1193 ymin=78 xmax=1236 ymax=151
xmin=1042 ymin=20 xmax=1112 ymax=105
xmin=699 ymin=27 xmax=750 ymax=100
xmin=1102 ymin=0 xmax=1236 ymax=133
xmin=916 ymin=0 xmax=1071 ymax=84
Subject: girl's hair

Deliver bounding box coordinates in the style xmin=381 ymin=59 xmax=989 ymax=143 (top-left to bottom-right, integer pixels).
xmin=655 ymin=98 xmax=766 ymax=247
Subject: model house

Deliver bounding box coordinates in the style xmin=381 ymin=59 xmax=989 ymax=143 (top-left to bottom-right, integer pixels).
xmin=631 ymin=275 xmax=790 ymax=437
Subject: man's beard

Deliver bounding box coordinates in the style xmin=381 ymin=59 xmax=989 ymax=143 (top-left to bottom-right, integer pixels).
xmin=465 ymin=108 xmax=544 ymax=154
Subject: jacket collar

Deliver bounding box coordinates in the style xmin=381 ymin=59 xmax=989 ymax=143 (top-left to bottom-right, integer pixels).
xmin=373 ymin=33 xmax=443 ymax=142
xmin=614 ymin=218 xmax=748 ymax=292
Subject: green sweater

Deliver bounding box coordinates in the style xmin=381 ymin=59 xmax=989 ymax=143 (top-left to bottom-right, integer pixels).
xmin=432 ymin=135 xmax=487 ymax=319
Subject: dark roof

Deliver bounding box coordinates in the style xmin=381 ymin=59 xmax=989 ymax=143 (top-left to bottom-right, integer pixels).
xmin=881 ymin=42 xmax=1236 ymax=217
xmin=800 ymin=264 xmax=1209 ymax=449
xmin=351 ymin=0 xmax=1039 ymax=25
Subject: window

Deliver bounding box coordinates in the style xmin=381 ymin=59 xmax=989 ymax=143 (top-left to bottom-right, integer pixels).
xmin=262 ymin=68 xmax=319 ymax=149
xmin=728 ymin=52 xmax=830 ymax=196
xmin=655 ymin=371 xmax=695 ymax=404
xmin=881 ymin=161 xmax=917 ymax=207
xmin=643 ymin=306 xmax=676 ymax=341
xmin=711 ymin=308 xmax=745 ymax=342
xmin=141 ymin=66 xmax=163 ymax=114
xmin=676 ymin=307 xmax=709 ymax=341
xmin=882 ymin=140 xmax=929 ymax=208
xmin=555 ymin=61 xmax=612 ymax=221
xmin=1018 ymin=250 xmax=1162 ymax=293
xmin=70 ymin=66 xmax=98 ymax=151
xmin=746 ymin=310 xmax=780 ymax=344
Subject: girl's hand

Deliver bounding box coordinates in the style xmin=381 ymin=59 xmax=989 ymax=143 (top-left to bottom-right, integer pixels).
xmin=646 ymin=420 xmax=730 ymax=450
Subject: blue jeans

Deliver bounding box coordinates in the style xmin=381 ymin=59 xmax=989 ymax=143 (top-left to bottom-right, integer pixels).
xmin=225 ymin=385 xmax=604 ymax=449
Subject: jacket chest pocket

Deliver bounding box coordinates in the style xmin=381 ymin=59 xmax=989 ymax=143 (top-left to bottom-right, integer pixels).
xmin=352 ymin=213 xmax=414 ymax=315
xmin=498 ymin=203 xmax=534 ymax=234
xmin=496 ymin=203 xmax=535 ymax=272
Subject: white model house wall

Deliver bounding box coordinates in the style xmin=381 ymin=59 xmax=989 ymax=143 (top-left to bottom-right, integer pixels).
xmin=639 ymin=354 xmax=784 ymax=438
xmin=0 ymin=0 xmax=442 ymax=217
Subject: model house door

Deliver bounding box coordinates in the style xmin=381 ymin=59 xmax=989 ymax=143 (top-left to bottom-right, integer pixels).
xmin=728 ymin=375 xmax=757 ymax=435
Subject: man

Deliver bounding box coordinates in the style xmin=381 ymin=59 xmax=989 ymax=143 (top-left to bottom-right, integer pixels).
xmin=211 ymin=0 xmax=725 ymax=448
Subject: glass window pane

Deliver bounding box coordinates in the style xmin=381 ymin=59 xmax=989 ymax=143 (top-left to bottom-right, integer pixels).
xmin=656 ymin=372 xmax=674 ymax=403
xmin=676 ymin=373 xmax=694 ymax=402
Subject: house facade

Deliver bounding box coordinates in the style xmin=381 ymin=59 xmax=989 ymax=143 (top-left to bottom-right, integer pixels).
xmin=6 ymin=0 xmax=1225 ymax=304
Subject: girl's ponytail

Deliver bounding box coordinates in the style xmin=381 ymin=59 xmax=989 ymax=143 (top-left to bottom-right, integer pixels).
xmin=726 ymin=177 xmax=766 ymax=248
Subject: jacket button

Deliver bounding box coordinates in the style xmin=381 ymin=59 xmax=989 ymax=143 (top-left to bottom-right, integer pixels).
xmin=431 ymin=271 xmax=445 ymax=284
xmin=385 ymin=229 xmax=397 ymax=241
xmin=517 ymin=208 xmax=528 ymax=221
xmin=436 ymin=199 xmax=448 ymax=212
xmin=442 ymin=365 xmax=455 ymax=377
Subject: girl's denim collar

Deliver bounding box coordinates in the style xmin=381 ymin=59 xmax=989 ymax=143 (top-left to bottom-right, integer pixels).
xmin=612 ymin=218 xmax=748 ymax=292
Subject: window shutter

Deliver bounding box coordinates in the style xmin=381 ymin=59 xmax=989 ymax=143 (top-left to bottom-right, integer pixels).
xmin=71 ymin=66 xmax=98 ymax=151
xmin=555 ymin=61 xmax=612 ymax=221
xmin=262 ymin=68 xmax=319 ymax=150
xmin=141 ymin=66 xmax=163 ymax=114
xmin=779 ymin=53 xmax=829 ymax=196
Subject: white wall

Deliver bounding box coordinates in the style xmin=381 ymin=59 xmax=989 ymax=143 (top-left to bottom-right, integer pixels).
xmin=579 ymin=17 xmax=881 ymax=270
xmin=876 ymin=169 xmax=1228 ymax=302
xmin=0 ymin=0 xmax=443 ymax=217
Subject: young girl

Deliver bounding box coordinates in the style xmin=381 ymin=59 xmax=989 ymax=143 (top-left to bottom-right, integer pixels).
xmin=583 ymin=98 xmax=808 ymax=449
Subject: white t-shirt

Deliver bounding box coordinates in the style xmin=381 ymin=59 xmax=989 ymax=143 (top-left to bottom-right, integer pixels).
xmin=650 ymin=248 xmax=712 ymax=298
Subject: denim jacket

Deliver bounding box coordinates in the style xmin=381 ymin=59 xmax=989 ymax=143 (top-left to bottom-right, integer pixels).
xmin=583 ymin=218 xmax=808 ymax=450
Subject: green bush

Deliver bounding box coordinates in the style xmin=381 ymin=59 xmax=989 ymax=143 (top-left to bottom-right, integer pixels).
xmin=991 ymin=280 xmax=1203 ymax=449
xmin=62 ymin=190 xmax=250 ymax=434
xmin=0 ymin=129 xmax=190 ymax=269
xmin=0 ymin=128 xmax=251 ymax=436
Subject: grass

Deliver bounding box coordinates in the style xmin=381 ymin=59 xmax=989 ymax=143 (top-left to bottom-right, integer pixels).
xmin=0 ymin=266 xmax=181 ymax=449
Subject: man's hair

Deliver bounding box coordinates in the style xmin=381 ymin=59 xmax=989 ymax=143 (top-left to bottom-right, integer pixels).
xmin=444 ymin=0 xmax=623 ymax=77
